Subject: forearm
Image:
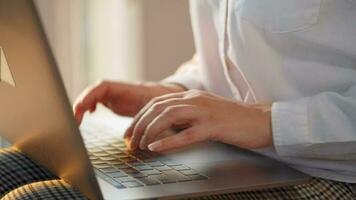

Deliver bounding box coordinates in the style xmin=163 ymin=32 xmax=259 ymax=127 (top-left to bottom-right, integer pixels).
xmin=272 ymin=86 xmax=356 ymax=159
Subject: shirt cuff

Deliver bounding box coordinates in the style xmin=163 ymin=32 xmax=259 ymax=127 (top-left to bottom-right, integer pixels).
xmin=162 ymin=74 xmax=203 ymax=90
xmin=272 ymin=98 xmax=310 ymax=157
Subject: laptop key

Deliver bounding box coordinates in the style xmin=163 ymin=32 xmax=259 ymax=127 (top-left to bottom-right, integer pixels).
xmin=180 ymin=169 xmax=199 ymax=176
xmin=131 ymin=162 xmax=146 ymax=167
xmin=113 ymin=153 xmax=130 ymax=159
xmin=100 ymin=156 xmax=116 ymax=161
xmin=100 ymin=167 xmax=119 ymax=173
xmin=89 ymin=138 xmax=207 ymax=187
xmin=90 ymin=157 xmax=99 ymax=161
xmin=107 ymin=179 xmax=126 ymax=189
xmin=121 ymin=181 xmax=144 ymax=188
xmin=113 ymin=163 xmax=130 ymax=169
xmin=100 ymin=146 xmax=117 ymax=151
xmin=121 ymin=168 xmax=140 ymax=174
xmin=118 ymin=146 xmax=127 ymax=150
xmin=137 ymin=177 xmax=160 ymax=185
xmin=109 ymin=139 xmax=120 ymax=144
xmin=93 ymin=152 xmax=110 ymax=157
xmin=149 ymin=174 xmax=176 ymax=184
xmin=126 ymin=160 xmax=144 ymax=166
xmin=94 ymin=164 xmax=111 ymax=169
xmin=163 ymin=170 xmax=191 ymax=182
xmin=121 ymin=157 xmax=138 ymax=163
xmin=91 ymin=160 xmax=106 ymax=165
xmin=109 ymin=159 xmax=123 ymax=164
xmin=107 ymin=171 xmax=127 ymax=178
xmin=171 ymin=165 xmax=190 ymax=171
xmin=131 ymin=172 xmax=147 ymax=178
xmin=117 ymin=142 xmax=126 ymax=147
xmin=114 ymin=176 xmax=135 ymax=183
xmin=141 ymin=169 xmax=161 ymax=176
xmin=105 ymin=150 xmax=120 ymax=154
xmin=95 ymin=170 xmax=126 ymax=189
xmin=133 ymin=165 xmax=153 ymax=171
xmin=140 ymin=157 xmax=157 ymax=162
xmin=89 ymin=148 xmax=104 ymax=153
xmin=154 ymin=165 xmax=171 ymax=171
xmin=146 ymin=161 xmax=164 ymax=167
xmin=161 ymin=160 xmax=181 ymax=166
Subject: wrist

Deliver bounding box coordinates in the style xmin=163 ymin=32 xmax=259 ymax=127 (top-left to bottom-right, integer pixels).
xmin=137 ymin=81 xmax=186 ymax=105
xmin=247 ymin=104 xmax=273 ymax=148
xmin=160 ymin=83 xmax=187 ymax=93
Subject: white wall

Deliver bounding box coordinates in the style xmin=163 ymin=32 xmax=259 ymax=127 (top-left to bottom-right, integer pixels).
xmin=141 ymin=0 xmax=195 ymax=81
xmin=85 ymin=0 xmax=142 ymax=82
xmin=1 ymin=0 xmax=194 ymax=147
xmin=34 ymin=0 xmax=87 ymax=102
xmin=85 ymin=0 xmax=195 ymax=82
xmin=34 ymin=0 xmax=194 ymax=96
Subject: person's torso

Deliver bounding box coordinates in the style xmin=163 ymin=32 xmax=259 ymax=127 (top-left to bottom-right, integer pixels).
xmin=191 ymin=0 xmax=356 ymax=103
xmin=190 ymin=0 xmax=356 ymax=182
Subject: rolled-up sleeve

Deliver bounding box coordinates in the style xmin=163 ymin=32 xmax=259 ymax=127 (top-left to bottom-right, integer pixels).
xmin=272 ymin=85 xmax=356 ymax=160
xmin=162 ymin=54 xmax=205 ymax=90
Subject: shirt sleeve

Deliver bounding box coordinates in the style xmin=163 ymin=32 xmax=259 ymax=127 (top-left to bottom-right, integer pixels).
xmin=161 ymin=54 xmax=205 ymax=90
xmin=272 ymin=85 xmax=356 ymax=160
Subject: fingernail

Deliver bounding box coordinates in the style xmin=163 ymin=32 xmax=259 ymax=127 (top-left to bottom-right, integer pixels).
xmin=123 ymin=131 xmax=129 ymax=139
xmin=123 ymin=126 xmax=133 ymax=139
xmin=124 ymin=138 xmax=131 ymax=149
xmin=148 ymin=141 xmax=161 ymax=152
xmin=139 ymin=136 xmax=146 ymax=150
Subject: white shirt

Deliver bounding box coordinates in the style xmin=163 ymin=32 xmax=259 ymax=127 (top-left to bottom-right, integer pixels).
xmin=164 ymin=0 xmax=356 ymax=183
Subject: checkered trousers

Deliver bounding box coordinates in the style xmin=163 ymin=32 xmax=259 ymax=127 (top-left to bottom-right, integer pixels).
xmin=2 ymin=180 xmax=85 ymax=200
xmin=0 ymin=148 xmax=86 ymax=200
xmin=0 ymin=147 xmax=355 ymax=200
xmin=186 ymin=177 xmax=356 ymax=200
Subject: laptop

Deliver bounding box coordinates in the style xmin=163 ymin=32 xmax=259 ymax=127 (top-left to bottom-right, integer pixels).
xmin=0 ymin=0 xmax=310 ymax=199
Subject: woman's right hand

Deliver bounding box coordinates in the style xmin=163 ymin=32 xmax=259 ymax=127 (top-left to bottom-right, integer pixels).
xmin=73 ymin=81 xmax=186 ymax=124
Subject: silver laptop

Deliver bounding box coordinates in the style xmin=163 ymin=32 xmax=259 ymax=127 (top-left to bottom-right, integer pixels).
xmin=0 ymin=0 xmax=310 ymax=199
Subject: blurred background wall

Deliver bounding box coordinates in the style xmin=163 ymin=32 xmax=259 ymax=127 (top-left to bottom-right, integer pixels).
xmin=34 ymin=0 xmax=195 ymax=102
xmin=1 ymin=0 xmax=194 ymax=147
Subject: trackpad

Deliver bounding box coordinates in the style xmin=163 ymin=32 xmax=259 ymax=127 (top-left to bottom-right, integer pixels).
xmin=163 ymin=141 xmax=260 ymax=164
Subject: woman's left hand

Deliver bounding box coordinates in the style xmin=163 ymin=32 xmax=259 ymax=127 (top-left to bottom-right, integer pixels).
xmin=124 ymin=90 xmax=273 ymax=152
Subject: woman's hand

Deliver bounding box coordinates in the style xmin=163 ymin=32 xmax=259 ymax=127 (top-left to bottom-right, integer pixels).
xmin=125 ymin=90 xmax=272 ymax=152
xmin=73 ymin=81 xmax=186 ymax=124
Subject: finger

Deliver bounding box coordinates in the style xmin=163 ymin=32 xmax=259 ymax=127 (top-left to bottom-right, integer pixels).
xmin=123 ymin=92 xmax=185 ymax=139
xmin=147 ymin=126 xmax=208 ymax=152
xmin=73 ymin=81 xmax=110 ymax=123
xmin=139 ymin=105 xmax=203 ymax=149
xmin=130 ymin=97 xmax=190 ymax=150
xmin=73 ymin=84 xmax=98 ymax=112
xmin=73 ymin=85 xmax=101 ymax=121
xmin=72 ymin=107 xmax=87 ymax=125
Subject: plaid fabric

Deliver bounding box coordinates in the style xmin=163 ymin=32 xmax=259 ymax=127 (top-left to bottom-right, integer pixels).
xmin=185 ymin=178 xmax=356 ymax=200
xmin=2 ymin=180 xmax=85 ymax=200
xmin=0 ymin=148 xmax=86 ymax=200
xmin=0 ymin=147 xmax=355 ymax=200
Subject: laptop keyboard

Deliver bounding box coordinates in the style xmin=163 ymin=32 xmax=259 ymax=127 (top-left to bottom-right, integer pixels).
xmin=82 ymin=129 xmax=208 ymax=189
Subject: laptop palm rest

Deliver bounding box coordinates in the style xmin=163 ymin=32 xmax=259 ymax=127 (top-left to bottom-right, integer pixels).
xmin=100 ymin=141 xmax=309 ymax=200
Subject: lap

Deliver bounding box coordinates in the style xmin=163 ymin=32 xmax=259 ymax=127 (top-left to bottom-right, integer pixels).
xmin=0 ymin=148 xmax=56 ymax=196
xmin=0 ymin=148 xmax=85 ymax=200
xmin=186 ymin=178 xmax=356 ymax=200
xmin=2 ymin=180 xmax=85 ymax=200
xmin=0 ymin=147 xmax=355 ymax=200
